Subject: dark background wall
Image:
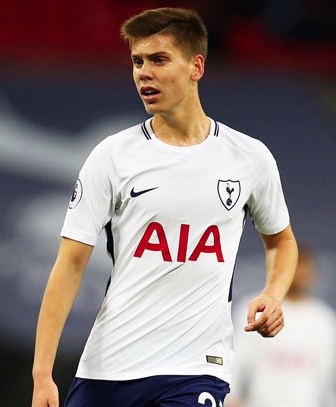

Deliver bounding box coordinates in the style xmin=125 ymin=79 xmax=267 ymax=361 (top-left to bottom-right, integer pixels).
xmin=0 ymin=1 xmax=335 ymax=406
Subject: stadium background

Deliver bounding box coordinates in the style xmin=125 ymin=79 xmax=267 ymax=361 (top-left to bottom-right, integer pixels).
xmin=0 ymin=1 xmax=335 ymax=405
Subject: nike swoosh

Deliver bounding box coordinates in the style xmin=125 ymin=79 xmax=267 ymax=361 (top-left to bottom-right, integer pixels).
xmin=130 ymin=187 xmax=159 ymax=198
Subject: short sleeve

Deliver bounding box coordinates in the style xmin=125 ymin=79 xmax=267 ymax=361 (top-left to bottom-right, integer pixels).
xmin=247 ymin=142 xmax=290 ymax=235
xmin=61 ymin=139 xmax=114 ymax=245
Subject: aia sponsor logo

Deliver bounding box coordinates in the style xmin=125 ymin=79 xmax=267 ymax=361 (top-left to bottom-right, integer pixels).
xmin=134 ymin=222 xmax=224 ymax=262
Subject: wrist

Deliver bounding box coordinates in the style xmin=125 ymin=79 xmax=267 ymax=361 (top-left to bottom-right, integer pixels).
xmin=32 ymin=366 xmax=53 ymax=381
xmin=260 ymin=286 xmax=286 ymax=303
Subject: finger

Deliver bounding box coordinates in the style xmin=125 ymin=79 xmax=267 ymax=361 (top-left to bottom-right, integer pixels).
xmin=246 ymin=301 xmax=264 ymax=324
xmin=245 ymin=317 xmax=264 ymax=332
xmin=258 ymin=321 xmax=284 ymax=337
xmin=246 ymin=298 xmax=267 ymax=329
xmin=257 ymin=316 xmax=285 ymax=337
xmin=246 ymin=304 xmax=283 ymax=333
xmin=245 ymin=307 xmax=271 ymax=332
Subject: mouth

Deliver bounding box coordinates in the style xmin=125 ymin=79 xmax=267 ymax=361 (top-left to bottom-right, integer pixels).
xmin=140 ymin=87 xmax=160 ymax=103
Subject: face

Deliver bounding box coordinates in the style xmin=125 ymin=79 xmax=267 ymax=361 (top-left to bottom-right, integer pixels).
xmin=130 ymin=33 xmax=203 ymax=116
xmin=289 ymin=256 xmax=316 ymax=295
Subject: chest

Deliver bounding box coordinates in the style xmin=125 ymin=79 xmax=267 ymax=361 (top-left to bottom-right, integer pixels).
xmin=114 ymin=141 xmax=253 ymax=225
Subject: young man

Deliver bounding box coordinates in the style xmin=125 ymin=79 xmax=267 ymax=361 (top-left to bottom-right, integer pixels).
xmin=227 ymin=245 xmax=336 ymax=407
xmin=32 ymin=7 xmax=298 ymax=407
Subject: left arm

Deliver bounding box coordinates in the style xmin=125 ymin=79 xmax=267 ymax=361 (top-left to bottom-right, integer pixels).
xmin=244 ymin=224 xmax=298 ymax=337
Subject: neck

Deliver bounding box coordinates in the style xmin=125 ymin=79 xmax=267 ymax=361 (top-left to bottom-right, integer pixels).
xmin=286 ymin=290 xmax=311 ymax=302
xmin=151 ymin=107 xmax=210 ymax=147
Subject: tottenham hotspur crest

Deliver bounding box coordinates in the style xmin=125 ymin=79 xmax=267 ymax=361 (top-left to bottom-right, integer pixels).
xmin=217 ymin=180 xmax=241 ymax=210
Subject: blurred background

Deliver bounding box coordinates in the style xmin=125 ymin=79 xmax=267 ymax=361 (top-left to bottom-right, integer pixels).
xmin=0 ymin=1 xmax=335 ymax=406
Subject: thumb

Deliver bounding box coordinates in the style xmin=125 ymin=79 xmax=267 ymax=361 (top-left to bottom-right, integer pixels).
xmin=245 ymin=300 xmax=265 ymax=331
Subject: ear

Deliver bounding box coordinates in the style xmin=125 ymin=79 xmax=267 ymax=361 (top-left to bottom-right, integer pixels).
xmin=190 ymin=54 xmax=205 ymax=81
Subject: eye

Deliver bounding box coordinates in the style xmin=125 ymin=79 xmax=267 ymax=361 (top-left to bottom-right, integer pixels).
xmin=132 ymin=58 xmax=143 ymax=67
xmin=153 ymin=56 xmax=167 ymax=65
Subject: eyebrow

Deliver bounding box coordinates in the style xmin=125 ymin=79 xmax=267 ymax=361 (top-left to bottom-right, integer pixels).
xmin=131 ymin=51 xmax=171 ymax=59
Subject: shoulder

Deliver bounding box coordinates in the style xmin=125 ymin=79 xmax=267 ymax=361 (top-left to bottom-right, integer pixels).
xmin=215 ymin=120 xmax=274 ymax=159
xmin=309 ymin=299 xmax=336 ymax=342
xmin=86 ymin=122 xmax=144 ymax=160
xmin=309 ymin=299 xmax=336 ymax=321
xmin=78 ymin=122 xmax=144 ymax=177
xmin=214 ymin=120 xmax=277 ymax=176
xmin=97 ymin=122 xmax=143 ymax=149
xmin=288 ymin=298 xmax=336 ymax=333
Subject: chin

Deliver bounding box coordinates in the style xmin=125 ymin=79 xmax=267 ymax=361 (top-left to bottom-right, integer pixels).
xmin=144 ymin=105 xmax=161 ymax=115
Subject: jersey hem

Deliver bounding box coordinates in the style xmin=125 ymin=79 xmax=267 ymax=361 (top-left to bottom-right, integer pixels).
xmin=255 ymin=220 xmax=290 ymax=236
xmin=60 ymin=228 xmax=98 ymax=246
xmin=75 ymin=367 xmax=231 ymax=384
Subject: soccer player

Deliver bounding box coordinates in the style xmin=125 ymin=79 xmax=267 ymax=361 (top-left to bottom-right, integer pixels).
xmin=227 ymin=245 xmax=336 ymax=407
xmin=32 ymin=7 xmax=298 ymax=407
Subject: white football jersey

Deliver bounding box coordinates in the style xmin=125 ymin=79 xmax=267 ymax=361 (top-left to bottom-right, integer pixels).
xmin=229 ymin=297 xmax=336 ymax=407
xmin=61 ymin=118 xmax=290 ymax=383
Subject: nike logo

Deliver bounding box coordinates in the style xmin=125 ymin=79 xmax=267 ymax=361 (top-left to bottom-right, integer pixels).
xmin=130 ymin=186 xmax=159 ymax=198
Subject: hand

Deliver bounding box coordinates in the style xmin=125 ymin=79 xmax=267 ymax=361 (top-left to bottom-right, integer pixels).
xmin=32 ymin=376 xmax=59 ymax=407
xmin=244 ymin=294 xmax=284 ymax=337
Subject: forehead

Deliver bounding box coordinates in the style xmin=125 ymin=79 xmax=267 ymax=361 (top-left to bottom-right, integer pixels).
xmin=131 ymin=33 xmax=182 ymax=56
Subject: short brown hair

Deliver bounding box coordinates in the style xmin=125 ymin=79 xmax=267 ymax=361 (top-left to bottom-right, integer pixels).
xmin=121 ymin=7 xmax=208 ymax=60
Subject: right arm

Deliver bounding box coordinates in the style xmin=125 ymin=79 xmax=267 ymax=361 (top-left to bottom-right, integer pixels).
xmin=32 ymin=237 xmax=93 ymax=407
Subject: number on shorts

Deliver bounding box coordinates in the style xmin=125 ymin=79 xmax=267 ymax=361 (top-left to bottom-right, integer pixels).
xmin=198 ymin=392 xmax=216 ymax=406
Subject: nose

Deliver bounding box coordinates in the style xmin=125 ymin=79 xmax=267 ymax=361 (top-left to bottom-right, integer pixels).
xmin=138 ymin=61 xmax=153 ymax=81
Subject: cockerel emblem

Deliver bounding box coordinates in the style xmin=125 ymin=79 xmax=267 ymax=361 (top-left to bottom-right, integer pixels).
xmin=217 ymin=180 xmax=241 ymax=210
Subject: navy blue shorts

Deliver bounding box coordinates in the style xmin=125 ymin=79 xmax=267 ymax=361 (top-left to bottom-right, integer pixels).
xmin=64 ymin=375 xmax=230 ymax=407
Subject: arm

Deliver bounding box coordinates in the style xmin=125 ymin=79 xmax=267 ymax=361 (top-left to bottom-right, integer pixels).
xmin=244 ymin=224 xmax=298 ymax=337
xmin=32 ymin=237 xmax=93 ymax=407
xmin=225 ymin=395 xmax=244 ymax=407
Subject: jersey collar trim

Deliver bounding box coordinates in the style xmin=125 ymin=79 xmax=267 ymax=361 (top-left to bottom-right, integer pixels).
xmin=141 ymin=122 xmax=152 ymax=140
xmin=141 ymin=118 xmax=219 ymax=140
